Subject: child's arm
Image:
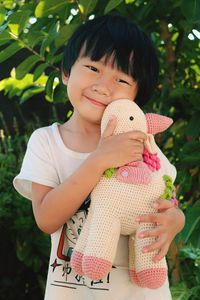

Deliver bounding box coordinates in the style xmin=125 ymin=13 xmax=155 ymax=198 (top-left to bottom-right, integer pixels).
xmin=137 ymin=198 xmax=185 ymax=262
xmin=32 ymin=119 xmax=147 ymax=234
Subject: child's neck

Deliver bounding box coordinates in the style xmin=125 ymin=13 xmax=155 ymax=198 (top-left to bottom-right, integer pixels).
xmin=65 ymin=114 xmax=101 ymax=136
xmin=59 ymin=114 xmax=101 ymax=153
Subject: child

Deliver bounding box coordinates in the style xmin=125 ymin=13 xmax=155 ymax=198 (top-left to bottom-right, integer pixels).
xmin=13 ymin=15 xmax=185 ymax=300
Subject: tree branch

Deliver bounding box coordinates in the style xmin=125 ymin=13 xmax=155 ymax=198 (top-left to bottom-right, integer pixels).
xmin=8 ymin=31 xmax=60 ymax=72
xmin=159 ymin=19 xmax=176 ymax=92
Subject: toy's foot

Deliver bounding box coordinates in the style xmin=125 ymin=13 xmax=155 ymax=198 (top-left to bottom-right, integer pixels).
xmin=129 ymin=270 xmax=144 ymax=287
xmin=83 ymin=256 xmax=112 ymax=280
xmin=137 ymin=268 xmax=167 ymax=289
xmin=70 ymin=251 xmax=84 ymax=275
xmin=117 ymin=166 xmax=151 ymax=184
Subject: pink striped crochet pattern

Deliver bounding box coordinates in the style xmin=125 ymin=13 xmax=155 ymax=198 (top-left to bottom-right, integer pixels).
xmin=71 ymin=99 xmax=176 ymax=289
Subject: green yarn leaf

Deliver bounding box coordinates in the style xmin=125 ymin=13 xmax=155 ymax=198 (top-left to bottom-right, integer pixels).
xmin=161 ymin=175 xmax=174 ymax=200
xmin=104 ymin=168 xmax=116 ymax=178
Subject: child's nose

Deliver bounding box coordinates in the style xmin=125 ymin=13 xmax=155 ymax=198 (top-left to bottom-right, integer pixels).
xmin=91 ymin=79 xmax=111 ymax=96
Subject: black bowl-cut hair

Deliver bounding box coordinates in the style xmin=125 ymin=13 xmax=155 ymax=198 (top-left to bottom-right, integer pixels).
xmin=62 ymin=15 xmax=159 ymax=106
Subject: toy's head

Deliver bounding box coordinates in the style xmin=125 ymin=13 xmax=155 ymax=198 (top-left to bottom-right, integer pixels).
xmin=101 ymin=99 xmax=173 ymax=153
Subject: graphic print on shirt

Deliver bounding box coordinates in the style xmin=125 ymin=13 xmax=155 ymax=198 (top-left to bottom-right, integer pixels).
xmin=56 ymin=193 xmax=91 ymax=261
xmin=49 ymin=195 xmax=112 ymax=291
xmin=57 ymin=211 xmax=87 ymax=261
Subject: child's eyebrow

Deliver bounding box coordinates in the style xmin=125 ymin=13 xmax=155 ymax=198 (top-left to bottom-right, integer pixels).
xmin=81 ymin=56 xmax=133 ymax=78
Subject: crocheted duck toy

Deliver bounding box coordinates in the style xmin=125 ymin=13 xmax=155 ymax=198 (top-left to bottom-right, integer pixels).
xmin=71 ymin=99 xmax=176 ymax=289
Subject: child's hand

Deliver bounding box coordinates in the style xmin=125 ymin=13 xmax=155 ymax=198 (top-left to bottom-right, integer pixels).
xmin=94 ymin=117 xmax=147 ymax=170
xmin=137 ymin=200 xmax=185 ymax=262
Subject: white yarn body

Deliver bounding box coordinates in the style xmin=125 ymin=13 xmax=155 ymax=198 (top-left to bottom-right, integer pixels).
xmin=74 ymin=154 xmax=174 ymax=272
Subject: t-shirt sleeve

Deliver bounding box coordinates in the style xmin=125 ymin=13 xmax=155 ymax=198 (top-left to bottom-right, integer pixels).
xmin=13 ymin=128 xmax=60 ymax=200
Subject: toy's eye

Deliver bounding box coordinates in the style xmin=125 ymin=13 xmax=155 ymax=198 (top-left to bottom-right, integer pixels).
xmin=129 ymin=116 xmax=134 ymax=121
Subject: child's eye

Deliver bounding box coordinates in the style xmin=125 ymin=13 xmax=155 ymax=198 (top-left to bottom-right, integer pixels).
xmin=117 ymin=78 xmax=130 ymax=85
xmin=85 ymin=65 xmax=98 ymax=72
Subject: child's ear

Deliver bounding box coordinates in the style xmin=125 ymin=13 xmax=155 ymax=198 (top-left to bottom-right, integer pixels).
xmin=62 ymin=72 xmax=69 ymax=85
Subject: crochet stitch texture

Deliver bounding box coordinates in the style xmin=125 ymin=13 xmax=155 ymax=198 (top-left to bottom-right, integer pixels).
xmin=71 ymin=99 xmax=176 ymax=289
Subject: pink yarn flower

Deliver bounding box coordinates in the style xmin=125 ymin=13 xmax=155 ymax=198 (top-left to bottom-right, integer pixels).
xmin=143 ymin=148 xmax=161 ymax=172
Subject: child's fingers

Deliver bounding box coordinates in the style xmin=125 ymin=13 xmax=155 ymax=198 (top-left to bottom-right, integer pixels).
xmin=136 ymin=213 xmax=160 ymax=224
xmin=142 ymin=239 xmax=162 ymax=254
xmin=102 ymin=116 xmax=117 ymax=138
xmin=152 ymin=244 xmax=169 ymax=263
xmin=127 ymin=130 xmax=147 ymax=142
xmin=138 ymin=227 xmax=163 ymax=239
xmin=136 ymin=203 xmax=175 ymax=224
xmin=153 ymin=199 xmax=174 ymax=211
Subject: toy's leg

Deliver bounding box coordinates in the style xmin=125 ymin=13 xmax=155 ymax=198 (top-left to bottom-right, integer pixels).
xmin=70 ymin=211 xmax=92 ymax=275
xmin=134 ymin=223 xmax=167 ymax=289
xmin=82 ymin=216 xmax=121 ymax=280
xmin=129 ymin=234 xmax=141 ymax=286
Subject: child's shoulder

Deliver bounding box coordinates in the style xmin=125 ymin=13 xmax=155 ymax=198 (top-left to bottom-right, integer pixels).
xmin=28 ymin=122 xmax=58 ymax=147
xmin=31 ymin=122 xmax=57 ymax=135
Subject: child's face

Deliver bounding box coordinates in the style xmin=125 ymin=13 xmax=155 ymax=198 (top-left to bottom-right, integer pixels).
xmin=62 ymin=55 xmax=138 ymax=124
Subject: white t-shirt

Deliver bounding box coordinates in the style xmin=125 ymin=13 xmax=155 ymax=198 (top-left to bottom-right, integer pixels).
xmin=13 ymin=123 xmax=172 ymax=300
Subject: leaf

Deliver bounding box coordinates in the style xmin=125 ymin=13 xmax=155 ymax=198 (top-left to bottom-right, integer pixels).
xmin=186 ymin=114 xmax=200 ymax=138
xmin=104 ymin=0 xmax=124 ymax=14
xmin=1 ymin=0 xmax=15 ymax=10
xmin=79 ymin=0 xmax=98 ymax=15
xmin=0 ymin=42 xmax=21 ymax=63
xmin=188 ymin=225 xmax=200 ymax=248
xmin=8 ymin=24 xmax=19 ymax=36
xmin=35 ymin=0 xmax=68 ymax=18
xmin=8 ymin=10 xmax=31 ymax=35
xmin=53 ymin=83 xmax=66 ymax=103
xmin=0 ymin=30 xmax=12 ymax=46
xmin=0 ymin=20 xmax=9 ymax=33
xmin=55 ymin=23 xmax=79 ymax=48
xmin=182 ymin=153 xmax=200 ymax=164
xmin=18 ymin=10 xmax=31 ymax=35
xmin=180 ymin=141 xmax=200 ymax=165
xmin=50 ymin=53 xmax=63 ymax=64
xmin=170 ymin=282 xmax=192 ymax=300
xmin=40 ymin=22 xmax=59 ymax=57
xmin=16 ymin=55 xmax=41 ymax=80
xmin=0 ymin=69 xmax=48 ymax=99
xmin=26 ymin=31 xmax=46 ymax=48
xmin=33 ymin=63 xmax=48 ymax=81
xmin=45 ymin=72 xmax=57 ymax=99
xmin=177 ymin=200 xmax=200 ymax=244
xmin=0 ymin=7 xmax=6 ymax=26
xmin=20 ymin=87 xmax=44 ymax=103
xmin=35 ymin=1 xmax=45 ymax=18
xmin=176 ymin=170 xmax=192 ymax=195
xmin=181 ymin=0 xmax=200 ymax=23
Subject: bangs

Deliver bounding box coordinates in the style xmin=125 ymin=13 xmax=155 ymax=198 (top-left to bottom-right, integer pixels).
xmin=81 ymin=31 xmax=135 ymax=77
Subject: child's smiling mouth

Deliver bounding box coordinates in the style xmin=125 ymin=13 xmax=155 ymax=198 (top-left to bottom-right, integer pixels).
xmin=84 ymin=95 xmax=107 ymax=108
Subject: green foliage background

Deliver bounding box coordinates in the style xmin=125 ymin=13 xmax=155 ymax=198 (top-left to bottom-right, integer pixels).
xmin=0 ymin=0 xmax=200 ymax=299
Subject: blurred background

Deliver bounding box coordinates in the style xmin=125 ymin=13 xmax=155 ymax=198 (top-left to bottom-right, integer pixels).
xmin=0 ymin=0 xmax=199 ymax=299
